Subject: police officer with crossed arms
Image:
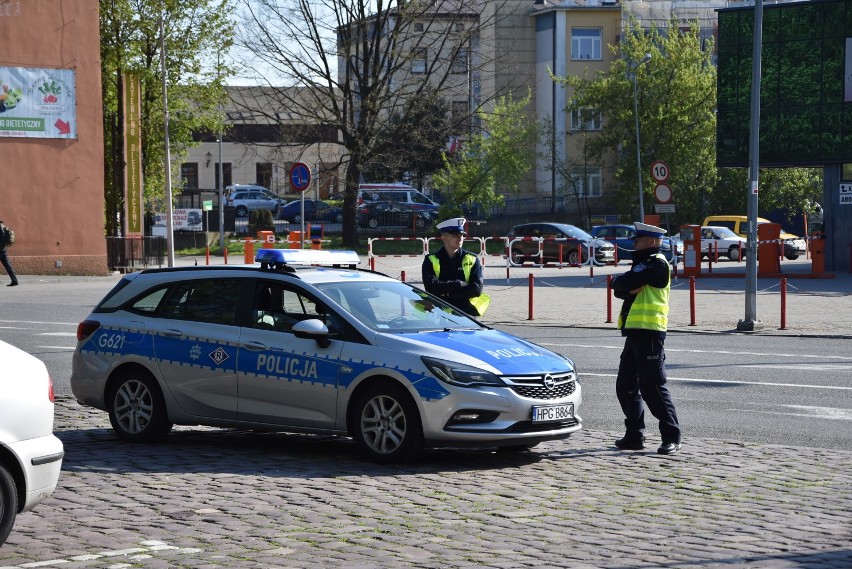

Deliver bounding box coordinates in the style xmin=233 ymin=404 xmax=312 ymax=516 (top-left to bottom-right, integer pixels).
xmin=422 ymin=217 xmax=490 ymax=317
xmin=611 ymin=222 xmax=681 ymax=455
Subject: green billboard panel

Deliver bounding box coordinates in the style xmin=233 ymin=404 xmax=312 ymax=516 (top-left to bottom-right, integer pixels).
xmin=717 ymin=0 xmax=852 ymax=167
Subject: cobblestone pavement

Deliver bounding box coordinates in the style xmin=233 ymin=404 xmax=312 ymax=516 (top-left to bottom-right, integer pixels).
xmin=1 ymin=398 xmax=850 ymax=568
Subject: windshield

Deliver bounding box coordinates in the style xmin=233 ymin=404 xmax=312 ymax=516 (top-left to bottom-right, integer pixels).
xmin=559 ymin=225 xmax=593 ymax=240
xmin=712 ymin=227 xmax=739 ymax=238
xmin=315 ymin=280 xmax=484 ymax=333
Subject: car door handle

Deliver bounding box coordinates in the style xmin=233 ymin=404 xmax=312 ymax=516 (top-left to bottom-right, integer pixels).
xmin=241 ymin=341 xmax=268 ymax=351
xmin=161 ymin=329 xmax=183 ymax=338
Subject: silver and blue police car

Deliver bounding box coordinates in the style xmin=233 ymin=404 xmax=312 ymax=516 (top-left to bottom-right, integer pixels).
xmin=71 ymin=249 xmax=582 ymax=463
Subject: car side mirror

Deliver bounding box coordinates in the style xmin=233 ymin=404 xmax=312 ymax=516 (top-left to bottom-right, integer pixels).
xmin=291 ymin=319 xmax=331 ymax=348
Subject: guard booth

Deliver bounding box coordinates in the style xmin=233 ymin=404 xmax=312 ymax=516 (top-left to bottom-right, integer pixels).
xmin=679 ymin=225 xmax=701 ymax=277
xmin=757 ymin=223 xmax=781 ymax=275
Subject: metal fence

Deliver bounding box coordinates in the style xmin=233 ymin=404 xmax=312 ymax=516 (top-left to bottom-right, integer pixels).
xmin=106 ymin=236 xmax=167 ymax=272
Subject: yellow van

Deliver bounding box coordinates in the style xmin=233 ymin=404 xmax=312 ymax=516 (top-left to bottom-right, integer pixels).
xmin=702 ymin=215 xmax=807 ymax=260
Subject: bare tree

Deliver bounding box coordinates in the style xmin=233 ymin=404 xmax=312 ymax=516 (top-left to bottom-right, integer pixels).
xmin=236 ymin=0 xmax=525 ymax=247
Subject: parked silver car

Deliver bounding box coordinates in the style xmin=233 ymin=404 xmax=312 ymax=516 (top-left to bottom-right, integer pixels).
xmin=225 ymin=185 xmax=285 ymax=217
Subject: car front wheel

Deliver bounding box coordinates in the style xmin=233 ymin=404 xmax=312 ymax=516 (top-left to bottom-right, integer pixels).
xmin=353 ymin=382 xmax=423 ymax=463
xmin=368 ymin=217 xmax=379 ymax=229
xmin=107 ymin=369 xmax=173 ymax=442
xmin=0 ymin=464 xmax=17 ymax=546
xmin=786 ymin=253 xmax=799 ymax=260
xmin=235 ymin=205 xmax=248 ymax=217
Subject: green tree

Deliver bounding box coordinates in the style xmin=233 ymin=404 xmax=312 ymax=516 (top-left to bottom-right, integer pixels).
xmin=715 ymin=167 xmax=822 ymax=223
xmin=362 ymin=90 xmax=453 ymax=190
xmin=559 ymin=18 xmax=717 ymax=225
xmin=433 ymin=92 xmax=539 ymax=219
xmin=101 ymin=0 xmax=234 ymax=236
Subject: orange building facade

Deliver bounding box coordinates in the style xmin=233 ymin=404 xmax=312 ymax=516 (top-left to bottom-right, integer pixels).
xmin=0 ymin=0 xmax=107 ymax=276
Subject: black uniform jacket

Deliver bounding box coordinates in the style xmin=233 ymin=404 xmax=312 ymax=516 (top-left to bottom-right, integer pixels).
xmin=611 ymin=247 xmax=669 ymax=335
xmin=421 ymin=247 xmax=484 ymax=315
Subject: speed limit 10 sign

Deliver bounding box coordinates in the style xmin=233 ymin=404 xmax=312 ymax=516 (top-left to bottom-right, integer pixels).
xmin=651 ymin=160 xmax=670 ymax=183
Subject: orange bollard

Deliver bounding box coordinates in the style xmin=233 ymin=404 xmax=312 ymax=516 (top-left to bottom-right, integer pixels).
xmin=528 ymin=273 xmax=534 ymax=321
xmin=689 ymin=276 xmax=696 ymax=326
xmin=243 ymin=239 xmax=254 ymax=264
xmin=606 ymin=275 xmax=613 ymax=323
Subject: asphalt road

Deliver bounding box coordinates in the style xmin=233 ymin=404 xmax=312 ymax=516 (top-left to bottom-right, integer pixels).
xmin=509 ymin=324 xmax=852 ymax=451
xmin=1 ymin=276 xmax=850 ymax=451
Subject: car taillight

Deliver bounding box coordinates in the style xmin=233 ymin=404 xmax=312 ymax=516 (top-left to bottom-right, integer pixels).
xmin=77 ymin=319 xmax=101 ymax=341
xmin=48 ymin=376 xmax=55 ymax=402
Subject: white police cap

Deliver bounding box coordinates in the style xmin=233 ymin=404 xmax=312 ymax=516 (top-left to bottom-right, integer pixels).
xmin=437 ymin=217 xmax=467 ymax=234
xmin=634 ymin=221 xmax=666 ymax=238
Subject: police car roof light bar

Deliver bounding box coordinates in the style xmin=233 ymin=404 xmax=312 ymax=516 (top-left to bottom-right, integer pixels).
xmin=255 ymin=248 xmax=361 ymax=269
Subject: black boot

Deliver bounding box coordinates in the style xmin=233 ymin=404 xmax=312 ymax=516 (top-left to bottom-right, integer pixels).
xmin=614 ymin=435 xmax=645 ymax=450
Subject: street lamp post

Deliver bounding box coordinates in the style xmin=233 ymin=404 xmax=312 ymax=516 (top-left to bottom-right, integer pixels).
xmin=630 ymin=53 xmax=652 ymax=222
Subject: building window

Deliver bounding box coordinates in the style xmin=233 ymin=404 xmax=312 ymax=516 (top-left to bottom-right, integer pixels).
xmin=452 ymin=100 xmax=470 ymax=134
xmin=214 ymin=163 xmax=232 ymax=190
xmin=455 ymin=23 xmax=465 ymax=32
xmin=570 ymin=108 xmax=602 ymax=131
xmin=180 ymin=163 xmax=199 ymax=189
xmin=411 ymin=48 xmax=427 ymax=74
xmin=570 ymin=167 xmax=602 ymax=197
xmin=256 ymin=163 xmax=273 ymax=189
xmin=451 ymin=47 xmax=468 ymax=74
xmin=571 ymin=28 xmax=601 ymax=60
xmin=414 ymin=22 xmax=424 ymax=32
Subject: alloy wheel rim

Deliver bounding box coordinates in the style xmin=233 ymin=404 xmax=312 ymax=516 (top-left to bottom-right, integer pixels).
xmin=361 ymin=395 xmax=406 ymax=454
xmin=114 ymin=380 xmax=153 ymax=434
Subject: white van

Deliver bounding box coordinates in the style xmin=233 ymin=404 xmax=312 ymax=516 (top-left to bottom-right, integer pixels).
xmin=357 ymin=183 xmax=439 ymax=211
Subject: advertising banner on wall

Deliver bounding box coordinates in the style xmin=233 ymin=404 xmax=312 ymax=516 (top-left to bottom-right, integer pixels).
xmin=0 ymin=66 xmax=77 ymax=138
xmin=151 ymin=209 xmax=203 ymax=236
xmin=123 ymin=72 xmax=144 ymax=237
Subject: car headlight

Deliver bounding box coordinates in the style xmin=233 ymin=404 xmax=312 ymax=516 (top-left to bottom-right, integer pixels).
xmin=421 ymin=356 xmax=505 ymax=387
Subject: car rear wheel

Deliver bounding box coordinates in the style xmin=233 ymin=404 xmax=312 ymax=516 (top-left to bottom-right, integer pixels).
xmin=786 ymin=253 xmax=799 ymax=260
xmin=727 ymin=246 xmax=742 ymax=262
xmin=235 ymin=205 xmax=248 ymax=217
xmin=108 ymin=369 xmax=173 ymax=442
xmin=0 ymin=464 xmax=17 ymax=546
xmin=414 ymin=216 xmax=426 ymax=229
xmin=567 ymin=249 xmax=581 ymax=265
xmin=353 ymin=382 xmax=423 ymax=463
xmin=510 ymin=246 xmax=526 ymax=265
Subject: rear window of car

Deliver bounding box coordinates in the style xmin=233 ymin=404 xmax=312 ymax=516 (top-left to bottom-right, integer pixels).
xmin=159 ymin=279 xmax=243 ymax=325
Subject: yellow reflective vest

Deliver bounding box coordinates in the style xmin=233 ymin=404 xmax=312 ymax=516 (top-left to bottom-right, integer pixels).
xmin=619 ymin=253 xmax=670 ymax=331
xmin=428 ymin=253 xmax=491 ymax=316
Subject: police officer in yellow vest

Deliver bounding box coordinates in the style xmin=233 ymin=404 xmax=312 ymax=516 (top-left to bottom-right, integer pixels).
xmin=422 ymin=217 xmax=490 ymax=316
xmin=611 ymin=222 xmax=681 ymax=455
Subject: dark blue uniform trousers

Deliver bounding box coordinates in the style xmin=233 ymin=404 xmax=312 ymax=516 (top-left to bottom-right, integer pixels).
xmin=616 ymin=330 xmax=680 ymax=443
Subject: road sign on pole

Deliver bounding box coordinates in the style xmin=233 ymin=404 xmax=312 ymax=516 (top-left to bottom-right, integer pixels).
xmin=290 ymin=162 xmax=311 ymax=192
xmin=650 ymin=160 xmax=670 ymax=183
